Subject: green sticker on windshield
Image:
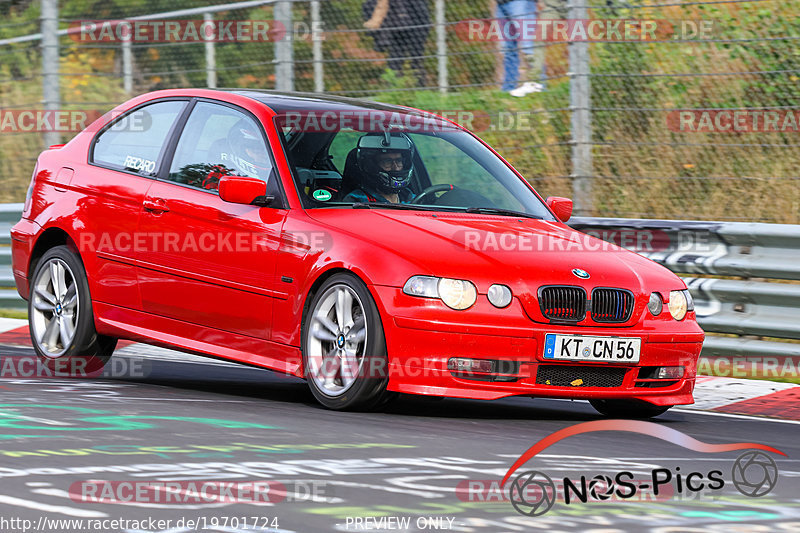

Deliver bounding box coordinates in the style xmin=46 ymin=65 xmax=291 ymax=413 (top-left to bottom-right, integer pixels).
xmin=313 ymin=189 xmax=332 ymax=201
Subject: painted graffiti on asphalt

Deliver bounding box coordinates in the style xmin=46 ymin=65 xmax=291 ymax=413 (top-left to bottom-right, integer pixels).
xmin=0 ymin=442 xmax=415 ymax=459
xmin=0 ymin=404 xmax=279 ymax=438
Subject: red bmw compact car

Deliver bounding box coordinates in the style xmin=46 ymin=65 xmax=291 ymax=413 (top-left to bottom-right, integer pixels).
xmin=11 ymin=89 xmax=704 ymax=416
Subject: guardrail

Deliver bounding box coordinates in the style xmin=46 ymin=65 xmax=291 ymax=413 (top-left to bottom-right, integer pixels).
xmin=1 ymin=206 xmax=798 ymax=363
xmin=570 ymin=217 xmax=800 ymax=362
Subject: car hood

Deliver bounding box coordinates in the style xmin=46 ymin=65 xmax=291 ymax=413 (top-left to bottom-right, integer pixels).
xmin=306 ymin=208 xmax=683 ymax=302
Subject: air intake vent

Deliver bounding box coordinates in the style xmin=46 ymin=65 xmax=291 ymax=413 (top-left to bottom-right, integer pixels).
xmin=538 ymin=286 xmax=587 ymax=322
xmin=536 ymin=365 xmax=627 ymax=388
xmin=591 ymin=288 xmax=634 ymax=323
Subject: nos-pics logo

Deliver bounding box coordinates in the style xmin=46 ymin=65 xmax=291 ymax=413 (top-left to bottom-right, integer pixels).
xmin=501 ymin=420 xmax=783 ymax=516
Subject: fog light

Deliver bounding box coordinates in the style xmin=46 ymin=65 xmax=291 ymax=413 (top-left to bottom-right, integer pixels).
xmin=655 ymin=366 xmax=684 ymax=379
xmin=487 ymin=284 xmax=512 ymax=308
xmin=648 ymin=292 xmax=662 ymax=316
xmin=448 ymin=358 xmax=493 ymax=373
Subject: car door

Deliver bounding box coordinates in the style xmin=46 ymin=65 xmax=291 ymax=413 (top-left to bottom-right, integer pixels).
xmin=82 ymin=99 xmax=188 ymax=309
xmin=136 ymin=100 xmax=287 ymax=339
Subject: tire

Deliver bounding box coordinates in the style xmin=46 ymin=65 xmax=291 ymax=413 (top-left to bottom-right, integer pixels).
xmin=28 ymin=246 xmax=117 ymax=376
xmin=590 ymin=399 xmax=672 ymax=419
xmin=301 ymin=273 xmax=392 ymax=410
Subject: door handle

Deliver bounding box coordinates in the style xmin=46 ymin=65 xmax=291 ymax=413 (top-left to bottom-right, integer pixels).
xmin=143 ymin=198 xmax=169 ymax=214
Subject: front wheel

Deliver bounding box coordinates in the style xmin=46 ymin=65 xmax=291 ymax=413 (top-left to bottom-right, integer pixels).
xmin=29 ymin=246 xmax=116 ymax=376
xmin=301 ymin=273 xmax=392 ymax=410
xmin=590 ymin=399 xmax=672 ymax=419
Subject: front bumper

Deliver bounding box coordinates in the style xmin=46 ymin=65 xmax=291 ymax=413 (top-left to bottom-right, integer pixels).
xmin=372 ymin=286 xmax=704 ymax=406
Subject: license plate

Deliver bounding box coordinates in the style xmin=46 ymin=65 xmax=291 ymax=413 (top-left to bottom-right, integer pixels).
xmin=544 ymin=334 xmax=641 ymax=363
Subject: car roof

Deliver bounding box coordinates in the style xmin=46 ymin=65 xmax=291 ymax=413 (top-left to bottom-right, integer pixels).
xmin=219 ymin=88 xmax=438 ymax=117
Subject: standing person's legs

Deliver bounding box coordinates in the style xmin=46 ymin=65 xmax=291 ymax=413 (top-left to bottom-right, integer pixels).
xmin=400 ymin=28 xmax=429 ymax=86
xmin=496 ymin=1 xmax=519 ymax=92
xmin=507 ymin=0 xmax=545 ymax=94
xmin=518 ymin=0 xmax=545 ymax=86
xmin=385 ymin=30 xmax=405 ymax=75
xmin=535 ymin=0 xmax=564 ymax=86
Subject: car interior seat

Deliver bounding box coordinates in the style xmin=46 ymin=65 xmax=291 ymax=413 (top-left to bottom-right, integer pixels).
xmin=340 ymin=148 xmax=366 ymax=200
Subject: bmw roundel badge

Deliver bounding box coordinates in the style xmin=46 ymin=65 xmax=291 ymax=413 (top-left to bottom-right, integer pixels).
xmin=572 ymin=268 xmax=590 ymax=279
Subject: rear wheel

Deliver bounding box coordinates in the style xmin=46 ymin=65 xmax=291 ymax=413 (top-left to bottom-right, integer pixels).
xmin=29 ymin=246 xmax=116 ymax=376
xmin=301 ymin=273 xmax=392 ymax=410
xmin=590 ymin=399 xmax=672 ymax=419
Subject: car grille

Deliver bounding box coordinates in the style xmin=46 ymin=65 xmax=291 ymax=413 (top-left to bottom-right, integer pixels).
xmin=535 ymin=365 xmax=628 ymax=388
xmin=539 ymin=286 xmax=586 ymax=322
xmin=591 ymin=288 xmax=634 ymax=323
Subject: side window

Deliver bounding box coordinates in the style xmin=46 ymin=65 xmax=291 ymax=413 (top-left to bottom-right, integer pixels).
xmin=92 ymin=100 xmax=186 ymax=175
xmin=167 ymin=102 xmax=272 ymax=191
xmin=328 ymin=130 xmax=363 ymax=173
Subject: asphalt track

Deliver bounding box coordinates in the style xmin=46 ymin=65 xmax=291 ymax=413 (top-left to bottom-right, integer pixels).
xmin=0 ymin=344 xmax=797 ymax=533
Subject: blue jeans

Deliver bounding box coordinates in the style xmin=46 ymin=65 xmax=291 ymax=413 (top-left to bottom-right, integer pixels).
xmin=496 ymin=0 xmax=544 ymax=91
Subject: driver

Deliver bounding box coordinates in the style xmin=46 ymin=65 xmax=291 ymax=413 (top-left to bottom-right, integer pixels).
xmin=344 ymin=132 xmax=415 ymax=204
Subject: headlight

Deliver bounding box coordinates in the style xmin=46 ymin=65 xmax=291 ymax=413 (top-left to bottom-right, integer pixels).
xmin=647 ymin=292 xmax=662 ymax=316
xmin=684 ymin=289 xmax=695 ymax=311
xmin=487 ymin=284 xmax=512 ymax=308
xmin=668 ymin=290 xmax=688 ymax=321
xmin=438 ymin=278 xmax=477 ymax=310
xmin=403 ymin=275 xmax=477 ymax=310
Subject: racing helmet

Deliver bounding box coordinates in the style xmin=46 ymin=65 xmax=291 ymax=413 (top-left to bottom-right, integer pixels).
xmin=226 ymin=119 xmax=269 ymax=178
xmin=356 ymin=132 xmax=415 ymax=194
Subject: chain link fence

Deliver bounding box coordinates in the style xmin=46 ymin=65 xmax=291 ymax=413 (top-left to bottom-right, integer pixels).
xmin=0 ymin=0 xmax=797 ymax=222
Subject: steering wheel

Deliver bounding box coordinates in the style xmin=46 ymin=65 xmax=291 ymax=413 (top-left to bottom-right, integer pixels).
xmin=411 ymin=184 xmax=456 ymax=205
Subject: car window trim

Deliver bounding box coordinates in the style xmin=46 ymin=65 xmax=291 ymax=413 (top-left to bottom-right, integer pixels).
xmin=273 ymin=123 xmax=310 ymax=209
xmin=156 ymin=98 xmax=197 ymax=181
xmin=88 ymin=97 xmax=192 ymax=180
xmin=158 ymin=97 xmax=287 ymax=209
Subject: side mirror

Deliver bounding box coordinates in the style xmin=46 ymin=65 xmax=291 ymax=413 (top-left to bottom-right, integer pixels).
xmin=218 ymin=175 xmax=271 ymax=206
xmin=546 ymin=196 xmax=573 ymax=223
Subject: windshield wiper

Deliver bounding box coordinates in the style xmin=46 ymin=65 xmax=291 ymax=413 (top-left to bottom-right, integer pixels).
xmin=465 ymin=207 xmax=545 ymax=220
xmin=350 ymin=203 xmax=544 ymax=218
xmin=351 ymin=202 xmax=447 ymax=212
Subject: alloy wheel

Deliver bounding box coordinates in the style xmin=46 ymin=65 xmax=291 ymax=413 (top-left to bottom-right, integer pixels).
xmin=31 ymin=258 xmax=80 ymax=358
xmin=307 ymin=284 xmax=368 ymax=396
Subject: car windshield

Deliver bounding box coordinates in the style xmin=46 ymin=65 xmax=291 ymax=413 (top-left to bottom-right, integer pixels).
xmin=275 ymin=110 xmax=554 ymax=220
